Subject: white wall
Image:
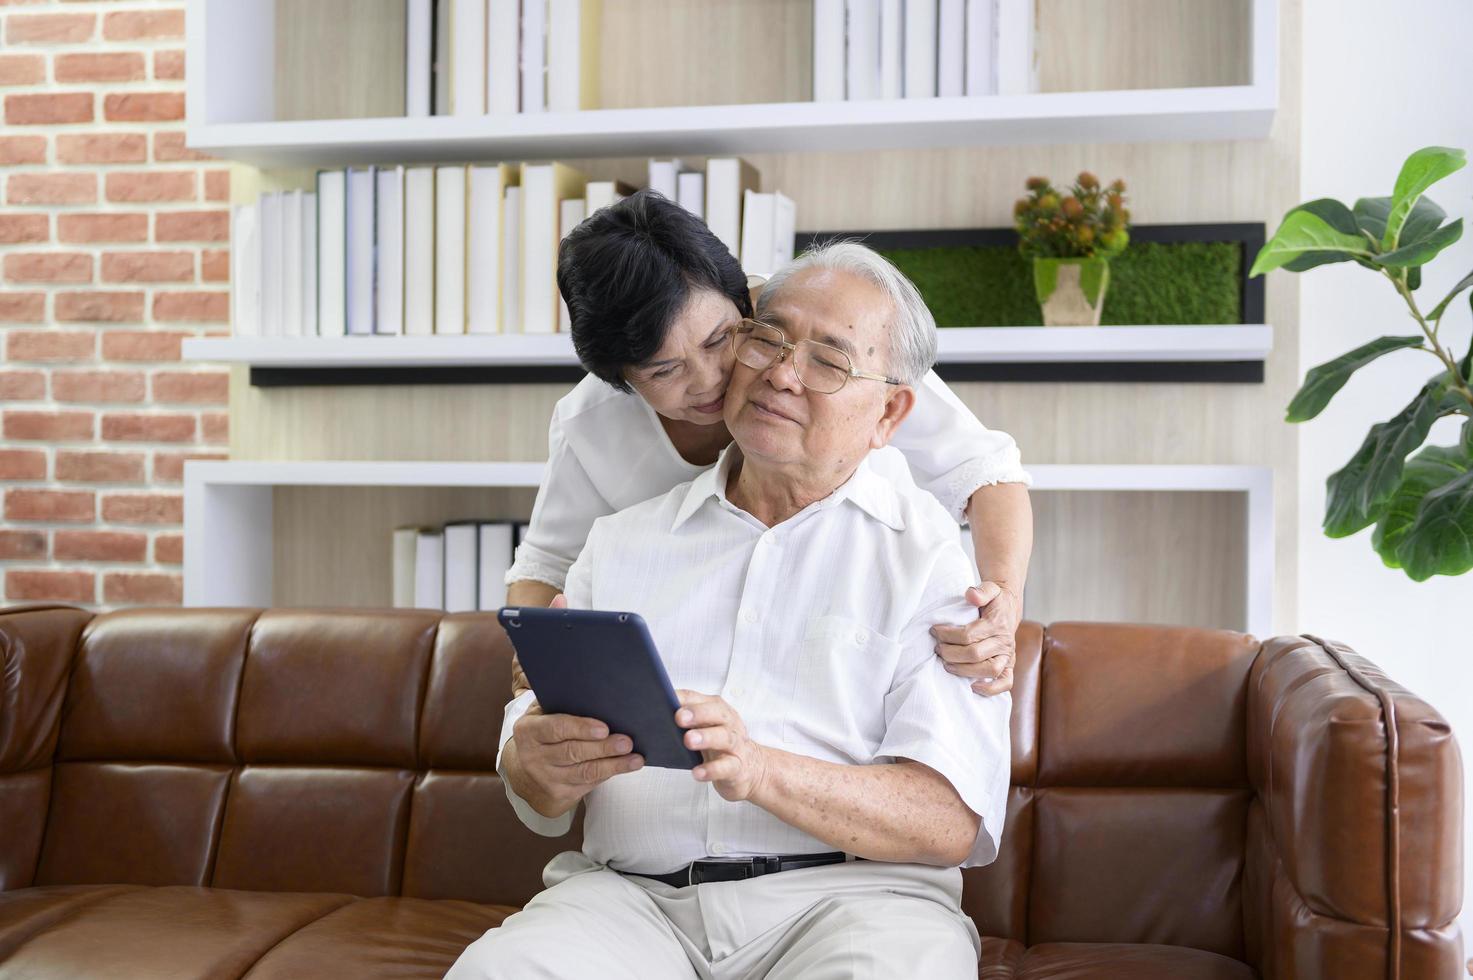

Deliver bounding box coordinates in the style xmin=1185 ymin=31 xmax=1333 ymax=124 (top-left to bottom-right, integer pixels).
xmin=1299 ymin=0 xmax=1473 ymax=942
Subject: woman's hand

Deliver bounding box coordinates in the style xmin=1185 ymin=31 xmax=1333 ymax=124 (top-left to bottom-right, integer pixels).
xmin=931 ymin=582 xmax=1020 ymax=696
xmin=676 ymin=690 xmax=770 ymax=803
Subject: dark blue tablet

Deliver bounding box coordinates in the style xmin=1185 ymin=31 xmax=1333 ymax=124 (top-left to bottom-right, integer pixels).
xmin=498 ymin=606 xmax=703 ymax=770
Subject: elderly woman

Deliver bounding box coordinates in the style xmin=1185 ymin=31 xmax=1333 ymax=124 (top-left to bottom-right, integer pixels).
xmin=450 ymin=240 xmax=1010 ymax=979
xmin=506 ymin=190 xmax=1033 ymax=696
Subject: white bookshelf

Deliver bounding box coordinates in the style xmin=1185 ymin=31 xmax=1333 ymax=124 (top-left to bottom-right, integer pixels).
xmin=184 ymin=0 xmax=1278 ymax=167
xmin=183 ymin=460 xmax=1272 ymax=637
xmin=182 ymin=325 xmax=1273 ymax=369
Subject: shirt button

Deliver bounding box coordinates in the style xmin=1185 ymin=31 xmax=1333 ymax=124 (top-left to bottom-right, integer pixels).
xmin=710 ymin=842 xmax=726 ymax=855
xmin=741 ymin=609 xmax=758 ymax=624
xmin=730 ymin=686 xmax=745 ymax=699
xmin=854 ymin=630 xmax=867 ymax=645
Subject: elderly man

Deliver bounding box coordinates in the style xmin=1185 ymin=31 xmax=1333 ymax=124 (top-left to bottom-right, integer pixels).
xmin=447 ymin=242 xmax=1011 ymax=980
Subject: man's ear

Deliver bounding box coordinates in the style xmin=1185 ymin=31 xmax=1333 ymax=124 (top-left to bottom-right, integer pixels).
xmin=870 ymin=385 xmax=916 ymax=449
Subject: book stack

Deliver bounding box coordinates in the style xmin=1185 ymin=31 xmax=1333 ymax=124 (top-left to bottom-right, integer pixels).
xmin=813 ymin=0 xmax=1037 ymax=101
xmin=231 ymin=190 xmax=317 ymax=338
xmin=407 ymin=0 xmax=600 ymax=117
xmin=230 ymin=157 xmax=798 ymax=338
xmin=646 ymin=157 xmax=793 ymax=276
xmin=392 ymin=520 xmax=529 ymax=612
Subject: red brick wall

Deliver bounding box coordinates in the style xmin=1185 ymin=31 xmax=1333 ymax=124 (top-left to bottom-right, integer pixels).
xmin=1 ymin=1 xmax=229 ymax=608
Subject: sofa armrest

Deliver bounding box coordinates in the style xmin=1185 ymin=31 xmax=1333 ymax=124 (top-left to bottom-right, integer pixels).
xmin=1245 ymin=634 xmax=1464 ymax=979
xmin=0 ymin=604 xmax=92 ymax=892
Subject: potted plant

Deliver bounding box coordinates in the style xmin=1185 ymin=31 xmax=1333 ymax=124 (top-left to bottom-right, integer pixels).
xmin=1252 ymin=145 xmax=1472 ymax=580
xmin=1014 ymin=172 xmax=1131 ymax=326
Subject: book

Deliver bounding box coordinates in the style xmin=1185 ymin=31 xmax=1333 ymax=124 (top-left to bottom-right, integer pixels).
xmin=904 ymin=0 xmax=938 ymax=98
xmin=404 ymin=166 xmax=436 ymax=336
xmin=502 ymin=186 xmax=523 ymax=331
xmin=521 ymin=0 xmax=547 ymax=113
xmin=647 ymin=158 xmax=687 ymax=201
xmin=392 ymin=527 xmax=419 ymax=607
xmin=468 ymin=163 xmax=518 ymax=334
xmin=521 ymin=162 xmax=588 ymax=334
xmin=487 ymin=0 xmax=520 ymax=114
xmin=316 ymin=171 xmax=347 ymax=336
xmin=812 ymin=0 xmax=845 ymax=101
xmin=879 ymin=0 xmax=902 ymax=99
xmin=845 ymin=0 xmax=880 ymax=101
xmin=433 ymin=0 xmax=451 ymax=114
xmin=258 ymin=192 xmax=282 ymax=338
xmin=443 ymin=521 xmax=479 ymax=612
xmin=964 ymin=0 xmax=995 ymax=95
xmin=548 ymin=0 xmax=601 ymax=111
xmin=676 ymin=170 xmax=705 ymax=220
xmin=705 ymin=158 xmax=759 ymax=260
xmin=345 ymin=167 xmax=377 ymax=336
xmin=414 ymin=528 xmax=444 ymax=609
xmin=739 ymin=189 xmax=776 ymax=278
xmin=230 ymin=202 xmax=260 ymax=337
xmin=477 ymin=522 xmax=515 ymax=610
xmin=585 ymin=179 xmax=634 ymax=214
xmin=375 ymin=166 xmax=406 ymax=335
xmin=451 ymin=0 xmax=486 ymax=115
xmin=558 ymin=198 xmax=587 ymax=332
xmin=772 ymin=191 xmax=796 ymax=272
xmin=995 ymin=0 xmax=1037 ymax=95
xmin=301 ymin=191 xmax=317 ymax=336
xmin=405 ymin=0 xmax=432 ymax=117
xmin=282 ymin=189 xmax=304 ymax=337
xmin=435 ymin=165 xmax=467 ymax=334
xmin=937 ymin=0 xmax=964 ymax=96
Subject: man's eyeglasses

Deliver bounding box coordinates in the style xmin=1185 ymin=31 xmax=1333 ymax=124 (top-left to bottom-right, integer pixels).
xmin=731 ymin=319 xmax=902 ymax=395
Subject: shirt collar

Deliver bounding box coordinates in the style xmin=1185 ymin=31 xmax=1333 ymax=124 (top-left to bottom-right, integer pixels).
xmin=671 ymin=443 xmax=906 ymax=533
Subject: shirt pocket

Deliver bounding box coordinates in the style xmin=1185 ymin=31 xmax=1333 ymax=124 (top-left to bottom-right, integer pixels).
xmin=781 ymin=614 xmax=902 ymax=755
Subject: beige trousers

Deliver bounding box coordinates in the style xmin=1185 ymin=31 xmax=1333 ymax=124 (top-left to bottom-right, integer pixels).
xmin=445 ymin=851 xmax=980 ymax=980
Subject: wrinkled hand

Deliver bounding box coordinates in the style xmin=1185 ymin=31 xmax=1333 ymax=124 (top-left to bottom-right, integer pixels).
xmin=676 ymin=690 xmax=769 ymax=803
xmin=511 ymin=701 xmax=644 ymax=815
xmin=931 ymin=582 xmax=1020 ymax=696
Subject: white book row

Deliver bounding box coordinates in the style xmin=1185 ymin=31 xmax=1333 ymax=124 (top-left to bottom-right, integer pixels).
xmin=814 ymin=0 xmax=1037 ymax=101
xmin=408 ymin=0 xmax=599 ymax=118
xmin=393 ymin=520 xmax=527 ymax=613
xmin=230 ymin=157 xmax=798 ymax=338
xmin=647 ymin=158 xmax=796 ymax=280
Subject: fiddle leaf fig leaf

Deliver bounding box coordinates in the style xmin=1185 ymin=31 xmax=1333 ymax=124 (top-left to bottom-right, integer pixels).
xmin=1251 ymin=210 xmax=1374 ymax=277
xmin=1371 ymin=445 xmax=1471 ymax=568
xmin=1286 ymin=335 xmax=1425 ymax=423
xmin=1384 ymin=146 xmax=1466 ymax=250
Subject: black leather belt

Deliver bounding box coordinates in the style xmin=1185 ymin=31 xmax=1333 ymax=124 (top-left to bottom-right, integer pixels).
xmin=625 ymin=852 xmax=849 ymax=889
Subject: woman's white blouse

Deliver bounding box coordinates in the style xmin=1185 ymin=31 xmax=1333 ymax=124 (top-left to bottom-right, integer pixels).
xmin=506 ymin=371 xmax=1031 ymax=591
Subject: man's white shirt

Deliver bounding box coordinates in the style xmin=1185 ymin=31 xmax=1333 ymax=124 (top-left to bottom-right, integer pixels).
xmin=498 ymin=443 xmax=1011 ymax=873
xmin=505 ymin=371 xmax=1032 ymax=592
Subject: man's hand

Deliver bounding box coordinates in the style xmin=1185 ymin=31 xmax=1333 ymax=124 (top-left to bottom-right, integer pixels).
xmin=509 ymin=702 xmax=644 ymax=817
xmin=676 ymin=690 xmax=769 ymax=803
xmin=931 ymin=582 xmax=1020 ymax=697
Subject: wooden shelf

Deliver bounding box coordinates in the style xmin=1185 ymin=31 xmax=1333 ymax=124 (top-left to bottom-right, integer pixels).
xmin=185 ymin=0 xmax=1278 ymax=167
xmin=186 ymin=87 xmax=1277 ymax=168
xmin=184 ymin=326 xmax=1273 ymax=385
xmin=184 ymin=460 xmax=1273 ymax=637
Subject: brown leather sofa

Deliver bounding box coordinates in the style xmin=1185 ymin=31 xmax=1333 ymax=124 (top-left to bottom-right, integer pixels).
xmin=0 ymin=604 xmax=1463 ymax=978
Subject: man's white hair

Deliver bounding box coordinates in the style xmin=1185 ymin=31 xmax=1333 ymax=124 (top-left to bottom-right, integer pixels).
xmin=755 ymin=239 xmax=936 ymax=386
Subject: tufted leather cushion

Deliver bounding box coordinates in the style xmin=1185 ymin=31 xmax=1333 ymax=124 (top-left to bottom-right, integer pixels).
xmin=0 ymin=606 xmax=1463 ymax=978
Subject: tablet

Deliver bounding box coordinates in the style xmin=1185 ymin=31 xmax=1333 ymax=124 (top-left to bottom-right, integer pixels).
xmin=498 ymin=606 xmax=702 ymax=770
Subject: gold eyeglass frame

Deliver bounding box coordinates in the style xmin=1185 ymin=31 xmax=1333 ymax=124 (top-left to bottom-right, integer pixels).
xmin=731 ymin=319 xmax=903 ymax=394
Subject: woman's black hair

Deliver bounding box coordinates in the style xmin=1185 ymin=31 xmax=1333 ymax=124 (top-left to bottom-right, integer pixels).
xmin=558 ymin=188 xmax=753 ymax=392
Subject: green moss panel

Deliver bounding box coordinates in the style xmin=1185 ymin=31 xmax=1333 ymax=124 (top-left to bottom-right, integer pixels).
xmin=875 ymin=241 xmax=1243 ymax=327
